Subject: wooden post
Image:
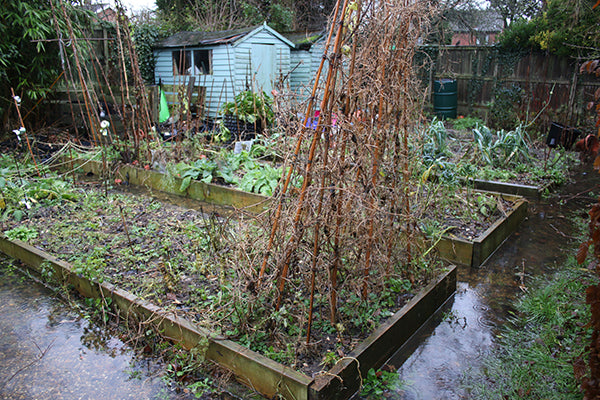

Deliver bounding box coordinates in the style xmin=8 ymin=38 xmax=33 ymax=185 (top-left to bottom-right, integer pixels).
xmin=567 ymin=61 xmax=579 ymax=125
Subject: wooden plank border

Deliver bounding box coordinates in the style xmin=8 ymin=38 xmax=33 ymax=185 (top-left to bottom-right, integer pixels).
xmin=463 ymin=177 xmax=551 ymax=200
xmin=66 ymin=158 xmax=270 ymax=213
xmin=435 ymin=195 xmax=528 ymax=267
xmin=309 ymin=265 xmax=457 ymax=399
xmin=0 ymin=234 xmax=311 ymax=400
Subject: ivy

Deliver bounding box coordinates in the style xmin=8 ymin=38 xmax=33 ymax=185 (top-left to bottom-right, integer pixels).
xmin=132 ymin=23 xmax=160 ymax=85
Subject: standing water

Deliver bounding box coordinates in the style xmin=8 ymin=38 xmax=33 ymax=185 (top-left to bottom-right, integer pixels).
xmin=0 ymin=258 xmax=177 ymax=399
xmin=385 ymin=165 xmax=600 ymax=399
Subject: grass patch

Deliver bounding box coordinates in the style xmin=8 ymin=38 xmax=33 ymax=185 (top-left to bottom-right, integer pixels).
xmin=464 ymin=254 xmax=596 ymax=399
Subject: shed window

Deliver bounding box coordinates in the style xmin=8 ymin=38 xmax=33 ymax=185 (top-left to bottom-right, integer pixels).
xmin=172 ymin=49 xmax=212 ymax=76
xmin=172 ymin=50 xmax=191 ymax=76
xmin=194 ymin=50 xmax=212 ymax=74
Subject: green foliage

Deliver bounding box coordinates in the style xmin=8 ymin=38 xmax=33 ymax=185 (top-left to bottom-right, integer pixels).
xmin=320 ymin=350 xmax=340 ymax=368
xmin=239 ymin=164 xmax=282 ymax=196
xmin=72 ymin=246 xmax=107 ymax=283
xmin=162 ymin=343 xmax=212 ymax=398
xmin=496 ymin=18 xmax=542 ymax=52
xmin=511 ymin=148 xmax=577 ymax=185
xmin=221 ymin=90 xmax=274 ymax=126
xmin=174 ymin=158 xmax=218 ymax=190
xmin=169 ymin=149 xmax=283 ymax=195
xmin=464 ymin=256 xmax=596 ymax=399
xmin=83 ymin=297 xmax=113 ymax=324
xmin=0 ymin=156 xmax=79 ymax=221
xmin=424 ymin=118 xmax=449 ymax=157
xmin=268 ymin=3 xmax=295 ymax=32
xmin=421 ymin=118 xmax=459 ymax=185
xmin=497 ymin=0 xmax=600 ymax=58
xmin=472 ymin=124 xmax=530 ymax=168
xmin=4 ymin=225 xmax=38 ymax=242
xmin=337 ymin=275 xmax=413 ymax=334
xmin=0 ymin=1 xmax=93 ymax=126
xmin=488 ymin=84 xmax=523 ymax=131
xmin=489 ymin=0 xmax=542 ymax=29
xmin=132 ymin=22 xmax=160 ymax=84
xmin=264 ymin=343 xmax=295 ymax=365
xmin=451 ymin=116 xmax=484 ymax=131
xmin=155 ymin=0 xmax=332 ymax=33
xmin=361 ymin=368 xmax=403 ymax=398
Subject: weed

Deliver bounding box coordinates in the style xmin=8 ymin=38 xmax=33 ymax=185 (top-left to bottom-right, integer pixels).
xmin=40 ymin=260 xmax=56 ymax=282
xmin=162 ymin=341 xmax=213 ymax=397
xmin=264 ymin=343 xmax=296 ymax=365
xmin=464 ymin=255 xmax=596 ymax=399
xmin=452 ymin=116 xmax=484 ymax=131
xmin=4 ymin=225 xmax=38 ymax=241
xmin=361 ymin=367 xmax=403 ymax=398
xmin=71 ymin=246 xmax=107 ymax=283
xmin=320 ymin=350 xmax=340 ymax=368
xmin=83 ymin=297 xmax=113 ymax=324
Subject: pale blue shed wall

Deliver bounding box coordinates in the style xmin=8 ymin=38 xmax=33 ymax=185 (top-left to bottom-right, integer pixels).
xmin=154 ymin=28 xmax=291 ymax=119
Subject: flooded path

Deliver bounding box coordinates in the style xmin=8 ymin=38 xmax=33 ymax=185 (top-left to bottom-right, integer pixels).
xmin=0 ymin=259 xmax=175 ymax=400
xmin=385 ymin=165 xmax=600 ymax=399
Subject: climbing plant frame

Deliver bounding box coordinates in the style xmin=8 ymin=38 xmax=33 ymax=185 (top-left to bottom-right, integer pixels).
xmin=254 ymin=0 xmax=438 ymax=343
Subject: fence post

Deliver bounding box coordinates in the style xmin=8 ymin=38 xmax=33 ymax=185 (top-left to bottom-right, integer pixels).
xmin=567 ymin=62 xmax=579 ymax=125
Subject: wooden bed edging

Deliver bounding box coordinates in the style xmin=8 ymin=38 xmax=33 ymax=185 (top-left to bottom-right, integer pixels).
xmin=66 ymin=158 xmax=270 ymax=213
xmin=436 ymin=195 xmax=528 ymax=267
xmin=309 ymin=265 xmax=457 ymax=399
xmin=0 ymin=234 xmax=456 ymax=400
xmin=462 ymin=177 xmax=551 ymax=200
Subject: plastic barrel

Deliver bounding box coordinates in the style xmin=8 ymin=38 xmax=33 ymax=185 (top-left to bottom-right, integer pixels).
xmin=433 ymin=79 xmax=457 ymax=119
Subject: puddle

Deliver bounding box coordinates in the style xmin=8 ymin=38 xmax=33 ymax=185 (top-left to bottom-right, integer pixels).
xmin=0 ymin=258 xmax=177 ymax=400
xmin=383 ymin=165 xmax=600 ymax=399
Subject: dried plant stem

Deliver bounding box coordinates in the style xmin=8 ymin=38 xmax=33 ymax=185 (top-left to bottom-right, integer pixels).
xmin=258 ymin=0 xmax=344 ymax=282
xmin=10 ymin=88 xmax=40 ymax=176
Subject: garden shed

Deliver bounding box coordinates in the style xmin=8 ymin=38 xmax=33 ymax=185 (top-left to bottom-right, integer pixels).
xmin=284 ymin=31 xmax=326 ymax=99
xmin=153 ymin=23 xmax=294 ymax=118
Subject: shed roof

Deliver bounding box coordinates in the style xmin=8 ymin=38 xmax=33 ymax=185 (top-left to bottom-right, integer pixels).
xmin=282 ymin=31 xmax=324 ymax=50
xmin=155 ymin=23 xmax=295 ymax=49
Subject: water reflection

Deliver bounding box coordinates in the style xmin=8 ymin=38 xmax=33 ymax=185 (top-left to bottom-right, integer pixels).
xmin=385 ymin=165 xmax=600 ymax=399
xmin=0 ymin=259 xmax=174 ymax=400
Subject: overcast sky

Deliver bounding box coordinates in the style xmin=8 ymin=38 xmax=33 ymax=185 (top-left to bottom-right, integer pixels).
xmin=111 ymin=0 xmax=157 ymax=13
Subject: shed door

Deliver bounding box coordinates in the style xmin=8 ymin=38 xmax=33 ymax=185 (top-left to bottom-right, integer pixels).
xmin=251 ymin=44 xmax=275 ymax=92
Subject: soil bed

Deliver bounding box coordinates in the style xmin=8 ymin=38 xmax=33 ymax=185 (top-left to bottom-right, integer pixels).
xmin=416 ymin=115 xmax=580 ymax=202
xmin=1 ymin=182 xmax=437 ymax=376
xmin=439 ymin=126 xmax=578 ymax=188
xmin=68 ymin=156 xmax=519 ymax=243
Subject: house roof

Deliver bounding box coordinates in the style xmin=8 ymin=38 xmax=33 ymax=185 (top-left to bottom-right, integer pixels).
xmin=155 ymin=23 xmax=295 ymax=49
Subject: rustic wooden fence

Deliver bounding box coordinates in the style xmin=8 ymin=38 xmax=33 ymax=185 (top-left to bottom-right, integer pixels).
xmin=422 ymin=45 xmax=600 ymax=132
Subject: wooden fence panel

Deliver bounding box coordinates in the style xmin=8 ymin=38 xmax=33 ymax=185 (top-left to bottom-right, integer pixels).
xmin=428 ymin=46 xmax=600 ymax=130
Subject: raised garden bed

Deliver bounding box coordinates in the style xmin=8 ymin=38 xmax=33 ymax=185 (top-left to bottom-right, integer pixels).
xmin=460 ymin=177 xmax=551 ymax=200
xmin=434 ymin=194 xmax=528 ymax=267
xmin=63 ymin=158 xmax=528 ymax=268
xmin=421 ymin=118 xmax=579 ymax=199
xmin=64 ymin=157 xmax=270 ymax=213
xmin=0 ymin=234 xmax=456 ymax=399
